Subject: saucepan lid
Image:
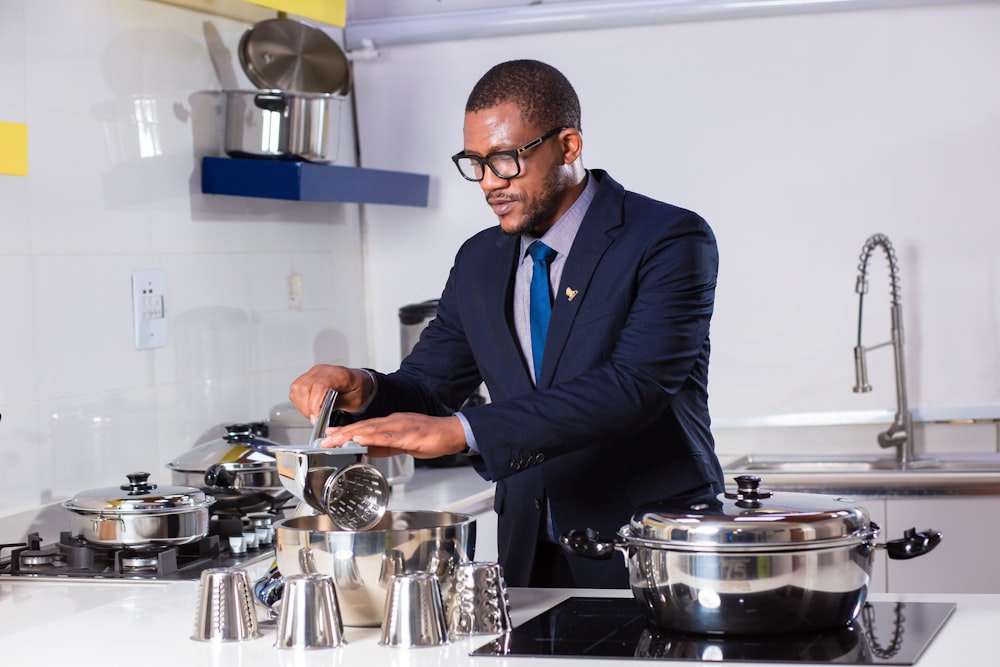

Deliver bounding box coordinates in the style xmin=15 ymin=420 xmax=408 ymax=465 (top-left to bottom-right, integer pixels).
xmin=62 ymin=472 xmax=214 ymax=514
xmin=238 ymin=18 xmax=351 ymax=95
xmin=626 ymin=475 xmax=872 ymax=550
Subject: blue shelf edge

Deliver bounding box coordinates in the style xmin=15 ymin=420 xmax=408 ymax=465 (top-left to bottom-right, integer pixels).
xmin=201 ymin=156 xmax=430 ymax=208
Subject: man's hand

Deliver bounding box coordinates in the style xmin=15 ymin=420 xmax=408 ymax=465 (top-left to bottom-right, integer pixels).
xmin=288 ymin=364 xmax=373 ymax=424
xmin=320 ymin=413 xmax=468 ymax=460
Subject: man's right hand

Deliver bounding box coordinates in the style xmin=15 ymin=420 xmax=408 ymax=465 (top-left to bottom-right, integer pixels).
xmin=288 ymin=364 xmax=373 ymax=424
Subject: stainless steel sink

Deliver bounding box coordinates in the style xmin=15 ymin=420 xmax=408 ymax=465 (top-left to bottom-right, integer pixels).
xmin=725 ymin=452 xmax=1000 ymax=474
xmin=722 ymin=452 xmax=1000 ymax=495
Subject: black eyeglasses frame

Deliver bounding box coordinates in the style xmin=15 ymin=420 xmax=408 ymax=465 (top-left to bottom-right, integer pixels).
xmin=451 ymin=126 xmax=569 ymax=182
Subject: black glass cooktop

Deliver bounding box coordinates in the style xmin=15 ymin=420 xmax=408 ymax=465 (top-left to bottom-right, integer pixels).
xmin=471 ymin=597 xmax=955 ymax=664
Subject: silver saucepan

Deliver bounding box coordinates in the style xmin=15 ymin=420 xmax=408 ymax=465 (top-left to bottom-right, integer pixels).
xmin=62 ymin=472 xmax=215 ymax=547
xmin=562 ymin=475 xmax=941 ymax=635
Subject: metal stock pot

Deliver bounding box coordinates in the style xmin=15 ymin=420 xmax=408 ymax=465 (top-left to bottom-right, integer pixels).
xmin=562 ymin=476 xmax=942 ymax=635
xmin=62 ymin=472 xmax=215 ymax=547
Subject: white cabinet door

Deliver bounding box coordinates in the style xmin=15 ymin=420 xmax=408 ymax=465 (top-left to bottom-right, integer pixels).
xmin=885 ymin=496 xmax=1000 ymax=593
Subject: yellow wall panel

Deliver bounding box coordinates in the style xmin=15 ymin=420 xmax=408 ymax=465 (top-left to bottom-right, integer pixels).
xmin=242 ymin=0 xmax=345 ymax=27
xmin=0 ymin=121 xmax=28 ymax=177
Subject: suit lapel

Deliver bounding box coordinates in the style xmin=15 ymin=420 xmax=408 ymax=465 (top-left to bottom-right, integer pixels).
xmin=539 ymin=171 xmax=625 ymax=387
xmin=481 ymin=232 xmax=535 ymax=391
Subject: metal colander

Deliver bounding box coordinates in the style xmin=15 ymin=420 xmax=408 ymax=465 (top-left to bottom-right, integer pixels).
xmin=322 ymin=462 xmax=390 ymax=531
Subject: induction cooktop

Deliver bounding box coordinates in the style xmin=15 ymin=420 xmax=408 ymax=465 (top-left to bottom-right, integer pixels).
xmin=471 ymin=597 xmax=955 ymax=664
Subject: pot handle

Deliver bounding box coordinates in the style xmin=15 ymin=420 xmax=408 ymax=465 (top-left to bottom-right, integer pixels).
xmin=884 ymin=527 xmax=942 ymax=560
xmin=253 ymin=92 xmax=288 ymax=113
xmin=560 ymin=528 xmax=619 ymax=560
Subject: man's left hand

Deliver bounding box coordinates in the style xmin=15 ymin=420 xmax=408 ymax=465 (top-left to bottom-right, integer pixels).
xmin=320 ymin=413 xmax=468 ymax=459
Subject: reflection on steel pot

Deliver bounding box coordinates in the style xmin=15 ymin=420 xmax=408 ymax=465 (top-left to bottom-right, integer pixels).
xmin=274 ymin=511 xmax=476 ymax=627
xmin=62 ymin=472 xmax=215 ymax=547
xmin=223 ymin=89 xmax=346 ymax=163
xmin=562 ymin=475 xmax=942 ymax=635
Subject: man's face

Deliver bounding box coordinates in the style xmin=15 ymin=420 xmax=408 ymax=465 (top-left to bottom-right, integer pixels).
xmin=461 ymin=103 xmax=567 ymax=237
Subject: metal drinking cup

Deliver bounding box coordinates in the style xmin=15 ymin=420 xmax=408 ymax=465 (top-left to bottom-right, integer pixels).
xmin=192 ymin=567 xmax=262 ymax=642
xmin=379 ymin=572 xmax=450 ymax=648
xmin=445 ymin=561 xmax=512 ymax=636
xmin=274 ymin=573 xmax=347 ymax=649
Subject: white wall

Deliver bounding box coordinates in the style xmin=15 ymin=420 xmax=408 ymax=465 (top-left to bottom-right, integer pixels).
xmin=0 ymin=0 xmax=369 ymax=521
xmin=351 ymin=4 xmax=1000 ymax=431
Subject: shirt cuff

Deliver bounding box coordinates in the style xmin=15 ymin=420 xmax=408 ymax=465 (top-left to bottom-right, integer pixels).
xmin=454 ymin=412 xmax=479 ymax=455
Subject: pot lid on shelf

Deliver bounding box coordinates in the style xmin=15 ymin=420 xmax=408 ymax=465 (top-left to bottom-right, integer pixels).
xmin=238 ymin=18 xmax=351 ymax=95
xmin=626 ymin=475 xmax=871 ymax=550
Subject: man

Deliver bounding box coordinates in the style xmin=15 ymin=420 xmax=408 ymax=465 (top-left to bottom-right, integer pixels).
xmin=289 ymin=59 xmax=724 ymax=589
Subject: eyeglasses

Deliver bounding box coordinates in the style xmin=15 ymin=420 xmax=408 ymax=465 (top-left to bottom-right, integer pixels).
xmin=451 ymin=127 xmax=567 ymax=182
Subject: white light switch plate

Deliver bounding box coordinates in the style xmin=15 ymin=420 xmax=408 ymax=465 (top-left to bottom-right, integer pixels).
xmin=132 ymin=269 xmax=167 ymax=350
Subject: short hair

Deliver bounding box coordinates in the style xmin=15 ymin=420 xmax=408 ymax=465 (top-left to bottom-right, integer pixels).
xmin=465 ymin=60 xmax=581 ymax=133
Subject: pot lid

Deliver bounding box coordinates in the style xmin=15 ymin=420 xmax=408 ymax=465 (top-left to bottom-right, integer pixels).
xmin=167 ymin=423 xmax=281 ymax=473
xmin=626 ymin=476 xmax=871 ymax=550
xmin=238 ymin=18 xmax=351 ymax=95
xmin=62 ymin=472 xmax=214 ymax=514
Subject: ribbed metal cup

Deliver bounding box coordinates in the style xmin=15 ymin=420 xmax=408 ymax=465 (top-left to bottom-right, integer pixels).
xmin=379 ymin=573 xmax=449 ymax=648
xmin=445 ymin=561 xmax=512 ymax=636
xmin=192 ymin=567 xmax=262 ymax=642
xmin=274 ymin=573 xmax=346 ymax=650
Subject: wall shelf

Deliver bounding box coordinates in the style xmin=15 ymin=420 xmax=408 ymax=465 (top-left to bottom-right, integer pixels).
xmin=201 ymin=156 xmax=430 ymax=207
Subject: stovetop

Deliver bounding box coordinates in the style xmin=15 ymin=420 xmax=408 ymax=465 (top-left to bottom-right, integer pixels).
xmin=0 ymin=515 xmax=278 ymax=582
xmin=471 ymin=597 xmax=956 ymax=665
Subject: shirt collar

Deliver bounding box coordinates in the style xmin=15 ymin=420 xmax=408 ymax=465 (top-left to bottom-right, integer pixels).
xmin=520 ymin=171 xmax=597 ymax=258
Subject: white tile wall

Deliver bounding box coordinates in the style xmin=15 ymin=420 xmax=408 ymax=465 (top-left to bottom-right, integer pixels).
xmin=0 ymin=0 xmax=369 ymax=533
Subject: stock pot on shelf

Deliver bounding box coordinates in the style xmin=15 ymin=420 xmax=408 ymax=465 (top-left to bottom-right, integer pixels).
xmin=562 ymin=475 xmax=942 ymax=635
xmin=62 ymin=472 xmax=215 ymax=547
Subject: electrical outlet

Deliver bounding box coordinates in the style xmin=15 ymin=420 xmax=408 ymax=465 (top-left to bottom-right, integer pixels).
xmin=132 ymin=269 xmax=167 ymax=350
xmin=288 ymin=272 xmax=303 ymax=310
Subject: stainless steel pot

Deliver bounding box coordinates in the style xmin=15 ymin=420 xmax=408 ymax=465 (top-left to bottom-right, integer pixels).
xmin=563 ymin=475 xmax=941 ymax=635
xmin=62 ymin=472 xmax=215 ymax=547
xmin=168 ymin=423 xmax=285 ymax=491
xmin=222 ymin=89 xmax=345 ymax=163
xmin=274 ymin=511 xmax=476 ymax=627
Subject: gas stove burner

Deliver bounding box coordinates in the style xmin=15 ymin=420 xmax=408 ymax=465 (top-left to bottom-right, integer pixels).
xmin=19 ymin=546 xmax=63 ymax=568
xmin=119 ymin=550 xmax=163 ymax=572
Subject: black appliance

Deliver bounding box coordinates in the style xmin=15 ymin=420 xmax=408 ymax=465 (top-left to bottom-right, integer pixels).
xmin=471 ymin=596 xmax=955 ymax=665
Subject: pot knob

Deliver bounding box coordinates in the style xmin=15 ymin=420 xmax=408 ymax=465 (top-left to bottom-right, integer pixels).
xmin=724 ymin=475 xmax=773 ymax=508
xmin=120 ymin=472 xmax=156 ymax=495
xmin=205 ymin=463 xmax=237 ymax=488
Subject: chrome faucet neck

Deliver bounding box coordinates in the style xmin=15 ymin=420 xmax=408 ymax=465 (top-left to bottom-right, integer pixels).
xmin=853 ymin=234 xmax=914 ymax=466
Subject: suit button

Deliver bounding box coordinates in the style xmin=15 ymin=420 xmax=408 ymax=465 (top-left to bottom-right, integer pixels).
xmin=533 ymin=498 xmax=542 ymax=510
xmin=509 ymin=459 xmax=519 ymax=470
xmin=534 ymin=452 xmax=545 ymax=464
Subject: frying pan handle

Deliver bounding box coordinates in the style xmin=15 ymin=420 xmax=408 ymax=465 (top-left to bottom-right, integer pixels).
xmin=253 ymin=92 xmax=288 ymax=113
xmin=885 ymin=527 xmax=943 ymax=560
xmin=560 ymin=528 xmax=620 ymax=560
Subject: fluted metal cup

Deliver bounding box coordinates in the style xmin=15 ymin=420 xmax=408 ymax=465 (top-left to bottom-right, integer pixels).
xmin=274 ymin=573 xmax=347 ymax=649
xmin=379 ymin=573 xmax=449 ymax=648
xmin=445 ymin=561 xmax=512 ymax=636
xmin=192 ymin=567 xmax=262 ymax=642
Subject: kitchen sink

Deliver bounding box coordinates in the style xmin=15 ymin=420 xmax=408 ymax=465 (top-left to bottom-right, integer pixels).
xmin=722 ymin=452 xmax=1000 ymax=495
xmin=725 ymin=452 xmax=1000 ymax=474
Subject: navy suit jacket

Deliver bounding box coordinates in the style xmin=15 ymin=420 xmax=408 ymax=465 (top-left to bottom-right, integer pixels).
xmin=363 ymin=170 xmax=724 ymax=588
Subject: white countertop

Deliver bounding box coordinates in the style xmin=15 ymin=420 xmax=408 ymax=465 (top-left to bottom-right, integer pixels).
xmin=3 ymin=466 xmax=997 ymax=665
xmin=1 ymin=579 xmax=996 ymax=665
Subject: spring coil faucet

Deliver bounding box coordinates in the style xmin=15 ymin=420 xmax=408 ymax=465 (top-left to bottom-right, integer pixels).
xmin=853 ymin=233 xmax=914 ymax=466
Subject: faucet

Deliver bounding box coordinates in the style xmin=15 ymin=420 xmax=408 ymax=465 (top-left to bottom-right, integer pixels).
xmin=852 ymin=234 xmax=915 ymax=467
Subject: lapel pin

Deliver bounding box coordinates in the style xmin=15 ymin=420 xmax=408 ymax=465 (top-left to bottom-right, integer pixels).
xmin=565 ymin=287 xmax=579 ymax=302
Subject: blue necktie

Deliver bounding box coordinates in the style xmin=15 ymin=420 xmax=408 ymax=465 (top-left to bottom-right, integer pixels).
xmin=528 ymin=241 xmax=557 ymax=382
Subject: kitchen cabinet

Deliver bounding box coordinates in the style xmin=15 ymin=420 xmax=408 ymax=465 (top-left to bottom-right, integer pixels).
xmin=884 ymin=496 xmax=1000 ymax=594
xmin=200 ymin=156 xmax=430 ymax=207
